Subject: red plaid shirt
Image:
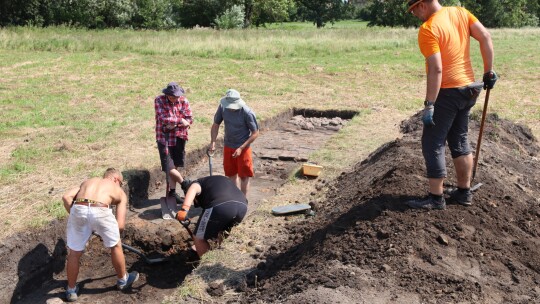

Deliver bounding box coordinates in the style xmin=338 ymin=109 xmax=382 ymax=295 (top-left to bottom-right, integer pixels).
xmin=154 ymin=95 xmax=193 ymax=146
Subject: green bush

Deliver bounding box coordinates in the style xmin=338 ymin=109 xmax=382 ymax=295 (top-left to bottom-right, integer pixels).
xmin=214 ymin=5 xmax=245 ymax=29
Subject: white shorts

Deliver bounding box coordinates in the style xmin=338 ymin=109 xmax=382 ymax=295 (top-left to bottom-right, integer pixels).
xmin=66 ymin=205 xmax=120 ymax=251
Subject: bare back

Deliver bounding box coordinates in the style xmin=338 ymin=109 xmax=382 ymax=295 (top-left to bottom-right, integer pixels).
xmin=75 ymin=177 xmax=124 ymax=206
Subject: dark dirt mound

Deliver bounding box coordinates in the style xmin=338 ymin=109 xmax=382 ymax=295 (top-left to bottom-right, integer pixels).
xmin=240 ymin=113 xmax=540 ymax=304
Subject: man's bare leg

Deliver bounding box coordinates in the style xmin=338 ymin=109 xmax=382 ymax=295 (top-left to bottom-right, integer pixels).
xmin=453 ymin=154 xmax=473 ymax=188
xmin=193 ymin=237 xmax=210 ymax=257
xmin=67 ymin=249 xmax=83 ymax=289
xmin=240 ymin=176 xmax=250 ymax=197
xmin=428 ymin=177 xmax=444 ymax=195
xmin=110 ymin=242 xmax=127 ymax=279
xmin=168 ymin=168 xmax=185 ymax=186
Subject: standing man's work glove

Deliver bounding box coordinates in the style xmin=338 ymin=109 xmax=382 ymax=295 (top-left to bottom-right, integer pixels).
xmin=422 ymin=100 xmax=435 ymax=127
xmin=482 ymin=70 xmax=498 ymax=90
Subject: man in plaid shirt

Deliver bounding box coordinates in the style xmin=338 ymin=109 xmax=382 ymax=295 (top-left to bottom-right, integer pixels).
xmin=155 ymin=82 xmax=193 ymax=203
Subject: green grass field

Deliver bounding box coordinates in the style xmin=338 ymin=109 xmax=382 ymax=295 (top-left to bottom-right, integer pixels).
xmin=0 ymin=22 xmax=539 ymax=238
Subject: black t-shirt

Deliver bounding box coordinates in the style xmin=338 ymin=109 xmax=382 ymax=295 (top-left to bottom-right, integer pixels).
xmin=193 ymin=175 xmax=247 ymax=209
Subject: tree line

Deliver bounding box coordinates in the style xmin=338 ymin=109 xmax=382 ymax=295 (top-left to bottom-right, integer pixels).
xmin=359 ymin=0 xmax=540 ymax=28
xmin=0 ymin=0 xmax=538 ymax=29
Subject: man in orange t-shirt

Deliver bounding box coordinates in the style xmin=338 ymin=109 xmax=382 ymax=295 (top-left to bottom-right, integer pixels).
xmin=406 ymin=0 xmax=498 ymax=210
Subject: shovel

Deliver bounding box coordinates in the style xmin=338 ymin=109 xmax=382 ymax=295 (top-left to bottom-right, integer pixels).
xmin=472 ymin=88 xmax=491 ymax=185
xmin=179 ymin=218 xmax=195 ymax=240
xmin=160 ymin=131 xmax=178 ymax=220
xmin=207 ymin=149 xmax=215 ymax=176
xmin=93 ymin=233 xmax=167 ymax=264
xmin=122 ymin=243 xmax=167 ymax=264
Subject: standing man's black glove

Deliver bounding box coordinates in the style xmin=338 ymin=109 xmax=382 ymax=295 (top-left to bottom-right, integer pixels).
xmin=422 ymin=100 xmax=435 ymax=127
xmin=482 ymin=70 xmax=498 ymax=90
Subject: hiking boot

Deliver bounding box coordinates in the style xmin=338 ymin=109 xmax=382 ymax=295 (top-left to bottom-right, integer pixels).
xmin=406 ymin=194 xmax=446 ymax=210
xmin=65 ymin=284 xmax=79 ymax=302
xmin=447 ymin=187 xmax=473 ymax=206
xmin=117 ymin=271 xmax=139 ymax=290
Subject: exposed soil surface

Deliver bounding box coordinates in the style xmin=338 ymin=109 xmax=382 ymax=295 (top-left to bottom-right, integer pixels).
xmin=238 ymin=112 xmax=540 ymax=304
xmin=1 ymin=110 xmax=352 ymax=304
xmin=3 ymin=110 xmax=540 ymax=304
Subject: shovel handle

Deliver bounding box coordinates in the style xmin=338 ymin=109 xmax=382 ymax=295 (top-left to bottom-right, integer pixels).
xmin=180 ymin=219 xmax=195 ymax=239
xmin=472 ymin=88 xmax=491 ymax=182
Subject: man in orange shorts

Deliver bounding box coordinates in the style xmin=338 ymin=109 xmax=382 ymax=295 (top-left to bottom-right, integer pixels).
xmin=209 ymin=89 xmax=259 ymax=196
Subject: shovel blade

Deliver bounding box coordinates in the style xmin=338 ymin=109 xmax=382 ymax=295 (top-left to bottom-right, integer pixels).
xmin=471 ymin=183 xmax=483 ymax=192
xmin=160 ymin=196 xmax=177 ymax=220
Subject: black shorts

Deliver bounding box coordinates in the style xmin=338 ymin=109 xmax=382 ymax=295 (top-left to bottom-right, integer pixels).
xmin=157 ymin=139 xmax=186 ymax=171
xmin=422 ymin=83 xmax=482 ymax=178
xmin=194 ymin=200 xmax=247 ymax=241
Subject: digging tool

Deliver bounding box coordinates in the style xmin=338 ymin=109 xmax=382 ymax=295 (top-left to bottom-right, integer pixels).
xmin=92 ymin=233 xmax=167 ymax=264
xmin=207 ymin=149 xmax=215 ymax=176
xmin=179 ymin=218 xmax=195 ymax=240
xmin=272 ymin=203 xmax=315 ymax=216
xmin=445 ymin=182 xmax=483 ymax=197
xmin=122 ymin=243 xmax=168 ymax=264
xmin=160 ymin=131 xmax=178 ymax=220
xmin=472 ymin=88 xmax=491 ymax=185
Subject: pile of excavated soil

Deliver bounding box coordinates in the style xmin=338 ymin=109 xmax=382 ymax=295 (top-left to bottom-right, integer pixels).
xmin=239 ymin=113 xmax=540 ymax=304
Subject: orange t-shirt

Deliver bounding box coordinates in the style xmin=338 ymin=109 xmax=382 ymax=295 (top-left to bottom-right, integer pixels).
xmin=418 ymin=7 xmax=479 ymax=88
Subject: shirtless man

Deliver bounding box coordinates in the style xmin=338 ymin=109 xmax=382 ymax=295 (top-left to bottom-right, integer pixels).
xmin=62 ymin=168 xmax=138 ymax=302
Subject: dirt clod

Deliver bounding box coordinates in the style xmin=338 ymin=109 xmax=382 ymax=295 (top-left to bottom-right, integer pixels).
xmin=207 ymin=282 xmax=225 ymax=297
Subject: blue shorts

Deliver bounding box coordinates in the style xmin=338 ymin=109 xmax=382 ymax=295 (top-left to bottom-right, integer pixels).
xmin=422 ymin=83 xmax=482 ymax=178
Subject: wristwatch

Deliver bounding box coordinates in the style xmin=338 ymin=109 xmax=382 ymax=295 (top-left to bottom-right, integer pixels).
xmin=424 ymin=100 xmax=435 ymax=107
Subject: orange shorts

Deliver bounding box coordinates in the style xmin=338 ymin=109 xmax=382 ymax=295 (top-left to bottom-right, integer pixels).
xmin=223 ymin=146 xmax=254 ymax=178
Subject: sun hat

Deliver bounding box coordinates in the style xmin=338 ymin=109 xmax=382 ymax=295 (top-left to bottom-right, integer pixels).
xmin=220 ymin=89 xmax=246 ymax=110
xmin=407 ymin=0 xmax=423 ymax=12
xmin=162 ymin=82 xmax=185 ymax=97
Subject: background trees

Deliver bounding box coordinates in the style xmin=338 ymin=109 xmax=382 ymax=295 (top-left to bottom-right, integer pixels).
xmin=295 ymin=0 xmax=348 ymax=28
xmin=0 ymin=0 xmax=538 ymax=29
xmin=362 ymin=0 xmax=540 ymax=28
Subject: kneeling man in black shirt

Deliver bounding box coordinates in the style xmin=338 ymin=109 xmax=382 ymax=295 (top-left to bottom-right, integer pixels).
xmin=176 ymin=175 xmax=248 ymax=257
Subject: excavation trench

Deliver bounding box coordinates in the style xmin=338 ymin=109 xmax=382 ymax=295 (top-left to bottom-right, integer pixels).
xmin=1 ymin=108 xmax=356 ymax=304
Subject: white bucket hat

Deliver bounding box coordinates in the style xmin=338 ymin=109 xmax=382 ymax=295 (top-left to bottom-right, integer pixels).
xmin=220 ymin=89 xmax=246 ymax=110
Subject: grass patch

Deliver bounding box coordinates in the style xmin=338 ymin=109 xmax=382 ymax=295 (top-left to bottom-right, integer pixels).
xmin=0 ymin=21 xmax=538 ymax=262
xmin=170 ymin=276 xmax=208 ymax=302
xmin=27 ymin=201 xmax=67 ymax=229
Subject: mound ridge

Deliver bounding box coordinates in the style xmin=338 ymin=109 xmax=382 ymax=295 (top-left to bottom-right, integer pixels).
xmin=241 ymin=113 xmax=540 ymax=303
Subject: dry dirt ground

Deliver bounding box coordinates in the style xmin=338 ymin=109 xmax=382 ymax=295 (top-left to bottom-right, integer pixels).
xmin=1 ymin=109 xmax=353 ymax=304
xmin=238 ymin=112 xmax=540 ymax=304
xmin=2 ymin=109 xmax=539 ymax=304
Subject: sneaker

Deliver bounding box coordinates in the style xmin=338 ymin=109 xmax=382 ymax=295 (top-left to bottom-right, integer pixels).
xmin=65 ymin=285 xmax=79 ymax=302
xmin=117 ymin=271 xmax=139 ymax=290
xmin=406 ymin=194 xmax=446 ymax=210
xmin=447 ymin=187 xmax=473 ymax=206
